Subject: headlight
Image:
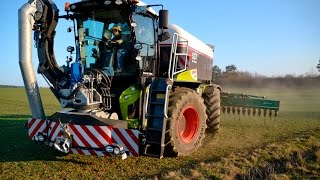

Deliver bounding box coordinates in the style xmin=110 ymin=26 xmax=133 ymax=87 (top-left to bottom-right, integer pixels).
xmin=105 ymin=145 xmax=113 ymax=153
xmin=34 ymin=133 xmax=46 ymax=142
xmin=106 ymin=144 xmax=124 ymax=155
xmin=129 ymin=0 xmax=140 ymax=4
xmin=113 ymin=147 xmax=120 ymax=155
xmin=38 ymin=135 xmax=45 ymax=142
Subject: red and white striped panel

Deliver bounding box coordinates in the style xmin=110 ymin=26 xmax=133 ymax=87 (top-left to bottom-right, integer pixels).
xmin=111 ymin=128 xmax=139 ymax=157
xmin=27 ymin=118 xmax=46 ymax=140
xmin=27 ymin=118 xmax=62 ymax=141
xmin=26 ymin=118 xmax=140 ymax=157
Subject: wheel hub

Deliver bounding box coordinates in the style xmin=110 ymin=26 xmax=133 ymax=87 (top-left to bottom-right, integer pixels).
xmin=178 ymin=106 xmax=199 ymax=143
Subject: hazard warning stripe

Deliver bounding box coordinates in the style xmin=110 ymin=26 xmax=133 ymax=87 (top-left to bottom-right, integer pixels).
xmin=72 ymin=138 xmax=80 ymax=147
xmin=75 ymin=125 xmax=99 ymax=148
xmin=179 ymin=57 xmax=189 ymax=67
xmin=48 ymin=122 xmax=61 ymax=142
xmin=28 ymin=119 xmax=46 ymax=140
xmin=88 ymin=126 xmax=112 ymax=146
xmin=27 ymin=118 xmax=36 ymax=129
xmin=125 ymin=129 xmax=139 ymax=145
xmin=42 ymin=121 xmax=52 ymax=134
xmin=81 ymin=125 xmax=105 ymax=148
xmin=92 ymin=126 xmax=113 ymax=144
xmin=119 ymin=128 xmax=139 ymax=152
xmin=69 ymin=124 xmax=114 ymax=149
xmin=27 ymin=118 xmax=140 ymax=157
xmin=69 ymin=124 xmax=91 ymax=148
xmin=112 ymin=128 xmax=139 ymax=157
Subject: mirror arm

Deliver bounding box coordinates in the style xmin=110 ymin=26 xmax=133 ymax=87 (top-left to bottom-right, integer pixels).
xmin=58 ymin=14 xmax=74 ymax=20
xmin=158 ymin=31 xmax=170 ymax=42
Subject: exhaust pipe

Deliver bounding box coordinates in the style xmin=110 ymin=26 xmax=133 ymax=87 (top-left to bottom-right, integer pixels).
xmin=19 ymin=1 xmax=45 ymax=119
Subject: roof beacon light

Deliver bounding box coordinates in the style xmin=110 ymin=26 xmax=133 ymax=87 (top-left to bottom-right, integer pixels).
xmin=130 ymin=0 xmax=139 ymax=4
xmin=64 ymin=2 xmax=70 ymax=11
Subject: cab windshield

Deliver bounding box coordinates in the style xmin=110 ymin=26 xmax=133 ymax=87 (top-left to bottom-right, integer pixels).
xmin=76 ymin=10 xmax=133 ymax=73
xmin=75 ymin=9 xmax=156 ymax=75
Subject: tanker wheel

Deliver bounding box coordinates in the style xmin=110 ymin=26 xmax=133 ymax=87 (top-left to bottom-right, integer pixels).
xmin=203 ymin=86 xmax=221 ymax=134
xmin=166 ymin=88 xmax=207 ymax=156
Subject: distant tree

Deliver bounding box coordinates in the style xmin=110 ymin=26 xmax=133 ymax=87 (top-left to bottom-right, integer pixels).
xmin=212 ymin=65 xmax=221 ymax=81
xmin=317 ymin=59 xmax=320 ymax=72
xmin=225 ymin=64 xmax=237 ymax=74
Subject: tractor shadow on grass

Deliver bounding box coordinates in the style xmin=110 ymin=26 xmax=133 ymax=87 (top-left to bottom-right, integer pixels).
xmin=0 ymin=114 xmax=91 ymax=165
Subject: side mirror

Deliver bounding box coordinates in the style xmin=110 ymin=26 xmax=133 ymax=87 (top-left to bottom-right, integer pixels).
xmin=159 ymin=10 xmax=169 ymax=29
xmin=84 ymin=40 xmax=90 ymax=45
xmin=67 ymin=46 xmax=75 ymax=53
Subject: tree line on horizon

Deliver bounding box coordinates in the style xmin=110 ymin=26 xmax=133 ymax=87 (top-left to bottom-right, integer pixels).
xmin=212 ymin=64 xmax=320 ymax=88
xmin=1 ymin=63 xmax=319 ymax=88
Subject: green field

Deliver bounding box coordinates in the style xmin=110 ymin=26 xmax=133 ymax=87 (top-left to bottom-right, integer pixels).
xmin=0 ymin=87 xmax=319 ymax=179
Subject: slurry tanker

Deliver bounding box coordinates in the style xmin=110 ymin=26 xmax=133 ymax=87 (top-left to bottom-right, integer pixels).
xmin=19 ymin=0 xmax=279 ymax=159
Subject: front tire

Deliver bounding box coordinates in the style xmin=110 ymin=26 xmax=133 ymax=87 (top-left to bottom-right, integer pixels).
xmin=166 ymin=88 xmax=207 ymax=156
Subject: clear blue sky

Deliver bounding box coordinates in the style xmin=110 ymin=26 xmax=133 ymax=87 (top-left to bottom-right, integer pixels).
xmin=1 ymin=0 xmax=319 ymax=86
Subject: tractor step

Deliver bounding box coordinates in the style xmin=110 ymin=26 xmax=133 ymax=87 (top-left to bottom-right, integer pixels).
xmin=145 ymin=140 xmax=162 ymax=145
xmin=146 ymin=115 xmax=164 ymax=118
xmin=143 ymin=144 xmax=162 ymax=157
xmin=151 ymin=89 xmax=167 ymax=93
xmin=149 ymin=101 xmax=165 ymax=105
xmin=143 ymin=78 xmax=169 ymax=158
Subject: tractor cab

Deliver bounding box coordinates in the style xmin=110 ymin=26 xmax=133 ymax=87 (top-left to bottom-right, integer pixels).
xmin=51 ymin=0 xmax=170 ymax=127
xmin=67 ymin=0 xmax=159 ymax=77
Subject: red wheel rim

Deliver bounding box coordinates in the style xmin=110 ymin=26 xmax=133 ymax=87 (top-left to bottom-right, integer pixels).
xmin=178 ymin=106 xmax=199 ymax=143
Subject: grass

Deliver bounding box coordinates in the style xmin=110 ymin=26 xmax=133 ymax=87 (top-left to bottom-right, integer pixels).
xmin=0 ymin=87 xmax=319 ymax=179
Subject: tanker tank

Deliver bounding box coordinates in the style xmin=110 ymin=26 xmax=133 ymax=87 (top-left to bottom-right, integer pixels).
xmin=160 ymin=24 xmax=214 ymax=81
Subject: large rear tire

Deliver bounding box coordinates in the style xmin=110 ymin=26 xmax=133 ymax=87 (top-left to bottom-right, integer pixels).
xmin=166 ymin=88 xmax=207 ymax=156
xmin=203 ymin=86 xmax=221 ymax=134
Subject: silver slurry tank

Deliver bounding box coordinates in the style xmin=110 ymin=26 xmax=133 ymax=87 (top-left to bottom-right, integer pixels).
xmin=160 ymin=24 xmax=214 ymax=81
